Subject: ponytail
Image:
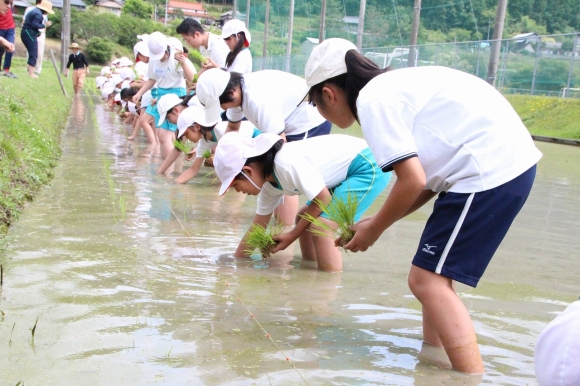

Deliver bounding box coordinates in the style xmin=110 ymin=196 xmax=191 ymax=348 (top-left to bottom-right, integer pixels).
xmin=225 ymin=32 xmax=248 ymax=68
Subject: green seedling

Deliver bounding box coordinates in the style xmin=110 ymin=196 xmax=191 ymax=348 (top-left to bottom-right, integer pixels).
xmin=300 ymin=192 xmax=359 ymax=247
xmin=202 ymin=149 xmax=212 ymax=159
xmin=173 ymin=139 xmax=194 ymax=154
xmin=9 ymin=322 xmax=15 ymax=346
xmin=190 ymin=50 xmax=209 ymax=66
xmin=244 ymin=223 xmax=284 ymax=259
xmin=30 ymin=317 xmax=38 ymax=339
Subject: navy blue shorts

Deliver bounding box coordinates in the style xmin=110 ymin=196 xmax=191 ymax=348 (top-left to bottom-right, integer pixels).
xmin=285 ymin=120 xmax=332 ymax=142
xmin=412 ymin=165 xmax=536 ymax=287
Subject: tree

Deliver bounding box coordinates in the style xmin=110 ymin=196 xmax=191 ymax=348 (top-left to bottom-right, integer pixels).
xmin=123 ymin=0 xmax=153 ymax=19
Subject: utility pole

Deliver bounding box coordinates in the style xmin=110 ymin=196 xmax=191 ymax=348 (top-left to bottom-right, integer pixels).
xmin=407 ymin=0 xmax=421 ymax=67
xmin=565 ymin=33 xmax=578 ymax=97
xmin=60 ymin=0 xmax=70 ymax=74
xmin=246 ymin=0 xmax=250 ymax=26
xmin=164 ymin=0 xmax=168 ymax=26
xmin=319 ymin=0 xmax=327 ymax=43
xmin=232 ymin=0 xmax=237 ymax=19
xmin=262 ymin=0 xmax=270 ymax=69
xmin=285 ymin=0 xmax=295 ymax=72
xmin=356 ymin=0 xmax=366 ymax=50
xmin=486 ymin=0 xmax=507 ymax=86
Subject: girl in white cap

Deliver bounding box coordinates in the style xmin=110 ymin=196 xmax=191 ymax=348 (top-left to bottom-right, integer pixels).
xmin=196 ymin=68 xmax=332 ymax=227
xmin=220 ymin=19 xmax=252 ymax=74
xmin=132 ymin=31 xmax=196 ymax=158
xmin=214 ymin=132 xmax=390 ymax=272
xmin=304 ymin=38 xmax=542 ymax=373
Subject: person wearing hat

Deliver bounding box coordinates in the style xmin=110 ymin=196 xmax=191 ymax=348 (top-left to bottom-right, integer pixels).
xmin=221 ymin=19 xmax=252 ymax=74
xmin=21 ymin=0 xmax=52 ymax=78
xmin=535 ymin=301 xmax=580 ymax=386
xmin=304 ymin=38 xmax=542 ymax=373
xmin=176 ymin=18 xmax=229 ymax=78
xmin=132 ymin=31 xmax=195 ymax=158
xmin=65 ymin=42 xmax=89 ymax=94
xmin=213 ymin=132 xmax=390 ymax=272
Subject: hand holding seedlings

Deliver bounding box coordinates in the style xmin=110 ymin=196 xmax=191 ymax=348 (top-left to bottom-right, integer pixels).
xmin=341 ymin=216 xmax=383 ymax=252
xmin=244 ymin=223 xmax=283 ymax=259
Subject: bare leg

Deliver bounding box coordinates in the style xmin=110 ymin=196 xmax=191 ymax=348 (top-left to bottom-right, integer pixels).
xmin=274 ymin=195 xmax=299 ymax=227
xmin=138 ymin=113 xmax=157 ymax=144
xmin=296 ymin=206 xmax=317 ymax=261
xmin=27 ymin=65 xmax=38 ymax=78
xmin=157 ymin=129 xmax=175 ymax=160
xmin=310 ymin=217 xmax=342 ymax=272
xmin=408 ymin=265 xmax=484 ymax=374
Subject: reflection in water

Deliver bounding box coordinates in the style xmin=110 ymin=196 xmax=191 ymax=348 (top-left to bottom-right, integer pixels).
xmin=0 ymin=95 xmax=579 ymax=385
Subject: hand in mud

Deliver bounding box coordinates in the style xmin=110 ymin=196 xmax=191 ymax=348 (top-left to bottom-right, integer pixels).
xmin=271 ymin=232 xmax=295 ymax=254
xmin=203 ymin=154 xmax=214 ymax=167
xmin=342 ymin=217 xmax=382 ymax=253
xmin=185 ymin=148 xmax=196 ymax=161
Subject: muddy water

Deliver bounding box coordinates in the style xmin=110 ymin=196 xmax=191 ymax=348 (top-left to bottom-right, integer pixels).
xmin=1 ymin=95 xmax=579 ymax=385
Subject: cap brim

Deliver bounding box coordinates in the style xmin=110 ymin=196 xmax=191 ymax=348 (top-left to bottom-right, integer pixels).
xmin=204 ymin=103 xmax=223 ymax=124
xmin=157 ymin=111 xmax=167 ymax=127
xmin=149 ymin=51 xmax=165 ymax=61
xmin=296 ymin=89 xmax=310 ymax=107
xmin=219 ymin=177 xmax=235 ymax=196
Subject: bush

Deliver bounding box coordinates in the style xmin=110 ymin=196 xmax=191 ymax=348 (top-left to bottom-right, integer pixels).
xmin=87 ymin=37 xmax=114 ymax=64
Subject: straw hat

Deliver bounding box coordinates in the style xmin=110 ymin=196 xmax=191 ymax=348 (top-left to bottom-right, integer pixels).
xmin=37 ymin=0 xmax=55 ymax=14
xmin=69 ymin=42 xmax=79 ymax=49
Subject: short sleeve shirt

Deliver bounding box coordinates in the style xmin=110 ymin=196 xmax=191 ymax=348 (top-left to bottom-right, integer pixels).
xmin=200 ymin=33 xmax=229 ymax=69
xmin=146 ymin=47 xmax=189 ymax=89
xmin=196 ymin=121 xmax=256 ymax=158
xmin=227 ymin=48 xmax=252 ymax=74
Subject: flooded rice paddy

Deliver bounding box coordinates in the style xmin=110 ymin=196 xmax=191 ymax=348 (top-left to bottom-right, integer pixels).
xmin=0 ymin=95 xmax=579 ymax=385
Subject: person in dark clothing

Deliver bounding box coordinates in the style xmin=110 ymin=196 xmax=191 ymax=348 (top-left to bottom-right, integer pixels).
xmin=65 ymin=42 xmax=89 ymax=94
xmin=21 ymin=0 xmax=53 ymax=78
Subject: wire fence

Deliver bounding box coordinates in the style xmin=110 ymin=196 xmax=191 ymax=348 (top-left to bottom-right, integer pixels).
xmin=252 ymin=32 xmax=580 ymax=99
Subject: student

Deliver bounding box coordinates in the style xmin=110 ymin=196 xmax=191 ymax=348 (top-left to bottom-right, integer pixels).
xmin=132 ymin=31 xmax=195 ymax=158
xmin=21 ymin=0 xmax=53 ymax=78
xmin=64 ymin=42 xmax=89 ymax=94
xmin=128 ymin=41 xmax=153 ymax=142
xmin=0 ymin=0 xmax=16 ymax=78
xmin=221 ymin=19 xmax=252 ymax=74
xmin=214 ymin=132 xmax=390 ymax=272
xmin=196 ymin=68 xmax=332 ymax=227
xmin=176 ymin=18 xmax=229 ymax=77
xmin=304 ymin=38 xmax=542 ymax=373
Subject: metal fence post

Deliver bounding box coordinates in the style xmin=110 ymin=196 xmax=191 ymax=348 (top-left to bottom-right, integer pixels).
xmin=565 ymin=33 xmax=578 ymax=98
xmin=531 ymin=38 xmax=541 ymax=95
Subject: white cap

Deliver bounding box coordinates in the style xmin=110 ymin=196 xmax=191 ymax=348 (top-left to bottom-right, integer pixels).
xmin=109 ymin=74 xmax=122 ymax=86
xmin=176 ymin=105 xmax=219 ymax=139
xmin=133 ymin=41 xmax=150 ymax=59
xmin=147 ymin=31 xmax=168 ymax=61
xmin=137 ymin=33 xmax=150 ymax=42
xmin=535 ymin=301 xmax=580 ymax=386
xmin=95 ymin=76 xmax=107 ymax=89
xmin=101 ymin=83 xmax=115 ymax=99
xmin=304 ymin=38 xmax=358 ymax=88
xmin=119 ymin=57 xmax=134 ymax=67
xmin=196 ymin=68 xmax=231 ymax=123
xmin=214 ymin=132 xmax=281 ymax=196
xmin=187 ymin=95 xmax=203 ymax=108
xmin=221 ymin=19 xmax=252 ymax=44
xmin=118 ymin=67 xmax=135 ymax=82
xmin=121 ymin=80 xmax=131 ymax=90
xmin=100 ymin=66 xmax=111 ymax=76
xmin=167 ymin=37 xmax=183 ymax=52
xmin=156 ymin=93 xmax=183 ymax=126
xmin=111 ymin=58 xmax=121 ymax=65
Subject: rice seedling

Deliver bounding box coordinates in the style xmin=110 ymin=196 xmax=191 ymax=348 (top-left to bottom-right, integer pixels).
xmin=9 ymin=322 xmax=15 ymax=346
xmin=190 ymin=50 xmax=209 ymax=65
xmin=300 ymin=192 xmax=359 ymax=247
xmin=173 ymin=139 xmax=194 ymax=154
xmin=244 ymin=223 xmax=284 ymax=259
xmin=30 ymin=317 xmax=38 ymax=339
xmin=202 ymin=149 xmax=212 ymax=159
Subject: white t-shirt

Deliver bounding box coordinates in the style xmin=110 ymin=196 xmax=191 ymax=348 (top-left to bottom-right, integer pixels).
xmin=226 ymin=70 xmax=325 ymax=136
xmin=256 ymin=135 xmax=368 ymax=215
xmin=146 ymin=47 xmax=191 ymax=89
xmin=358 ymin=66 xmax=542 ymax=194
xmin=200 ymin=33 xmax=229 ymax=69
xmin=134 ymin=61 xmax=148 ymax=80
xmin=227 ymin=48 xmax=252 ymax=74
xmin=196 ymin=121 xmax=256 ymax=158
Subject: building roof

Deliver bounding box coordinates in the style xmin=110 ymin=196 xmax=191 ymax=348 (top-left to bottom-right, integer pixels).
xmin=168 ymin=0 xmax=205 ymax=11
xmin=96 ymin=1 xmax=123 ymax=8
xmin=342 ymin=16 xmax=359 ymax=24
xmin=304 ymin=37 xmax=319 ymax=44
xmin=15 ymin=0 xmax=87 ymax=8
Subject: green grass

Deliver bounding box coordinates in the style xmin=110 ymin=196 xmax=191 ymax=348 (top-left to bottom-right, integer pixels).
xmin=0 ymin=57 xmax=73 ymax=236
xmin=334 ymin=94 xmax=580 ymax=141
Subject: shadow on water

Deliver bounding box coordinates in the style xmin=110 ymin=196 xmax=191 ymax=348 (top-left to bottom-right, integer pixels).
xmin=0 ymin=94 xmax=579 ymax=385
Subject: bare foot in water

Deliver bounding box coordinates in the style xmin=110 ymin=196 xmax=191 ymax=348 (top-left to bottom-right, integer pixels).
xmin=127 ymin=135 xmax=136 ymax=140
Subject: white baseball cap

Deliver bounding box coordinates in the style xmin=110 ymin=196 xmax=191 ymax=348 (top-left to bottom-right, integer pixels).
xmin=176 ymin=105 xmax=219 ymax=139
xmin=156 ymin=93 xmax=183 ymax=126
xmin=196 ymin=68 xmax=231 ymax=122
xmin=147 ymin=31 xmax=168 ymax=61
xmin=118 ymin=67 xmax=135 ymax=82
xmin=535 ymin=301 xmax=580 ymax=386
xmin=119 ymin=56 xmax=134 ymax=67
xmin=167 ymin=37 xmax=183 ymax=52
xmin=214 ymin=132 xmax=281 ymax=196
xmin=137 ymin=33 xmax=150 ymax=42
xmin=133 ymin=41 xmax=150 ymax=59
xmin=101 ymin=83 xmax=115 ymax=99
xmin=100 ymin=66 xmax=111 ymax=76
xmin=95 ymin=75 xmax=107 ymax=89
xmin=304 ymin=38 xmax=358 ymax=88
xmin=109 ymin=74 xmax=122 ymax=86
xmin=221 ymin=19 xmax=252 ymax=45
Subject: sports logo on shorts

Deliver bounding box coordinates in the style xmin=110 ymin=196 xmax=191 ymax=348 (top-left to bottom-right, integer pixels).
xmin=422 ymin=244 xmax=437 ymax=255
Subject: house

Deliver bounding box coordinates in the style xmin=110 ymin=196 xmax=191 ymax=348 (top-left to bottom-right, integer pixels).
xmin=13 ymin=0 xmax=86 ymax=15
xmin=218 ymin=10 xmax=246 ymax=27
xmin=301 ymin=37 xmax=319 ymax=56
xmin=95 ymin=0 xmax=122 ymax=16
xmin=342 ymin=15 xmax=359 ymax=34
xmin=167 ymin=0 xmax=211 ymax=22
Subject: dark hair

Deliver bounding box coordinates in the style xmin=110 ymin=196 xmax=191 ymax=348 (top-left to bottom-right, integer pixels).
xmin=243 ymin=139 xmax=284 ymax=180
xmin=176 ymin=18 xmax=205 ymax=36
xmin=179 ymin=93 xmax=195 ymax=107
xmin=308 ymin=49 xmax=390 ymax=123
xmin=199 ymin=124 xmax=218 ymax=141
xmin=120 ymin=87 xmax=139 ymax=101
xmin=225 ymin=32 xmax=248 ymax=68
xmin=219 ymin=71 xmax=244 ymax=105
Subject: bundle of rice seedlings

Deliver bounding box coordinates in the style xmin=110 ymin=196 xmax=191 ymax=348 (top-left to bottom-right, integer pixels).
xmin=244 ymin=223 xmax=284 ymax=259
xmin=300 ymin=192 xmax=359 ymax=247
xmin=173 ymin=139 xmax=194 ymax=154
xmin=202 ymin=149 xmax=212 ymax=159
xmin=190 ymin=50 xmax=209 ymax=65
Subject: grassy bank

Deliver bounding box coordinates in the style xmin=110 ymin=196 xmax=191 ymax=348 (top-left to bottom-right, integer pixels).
xmin=0 ymin=57 xmax=73 ymax=236
xmin=336 ymin=94 xmax=580 ymax=141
